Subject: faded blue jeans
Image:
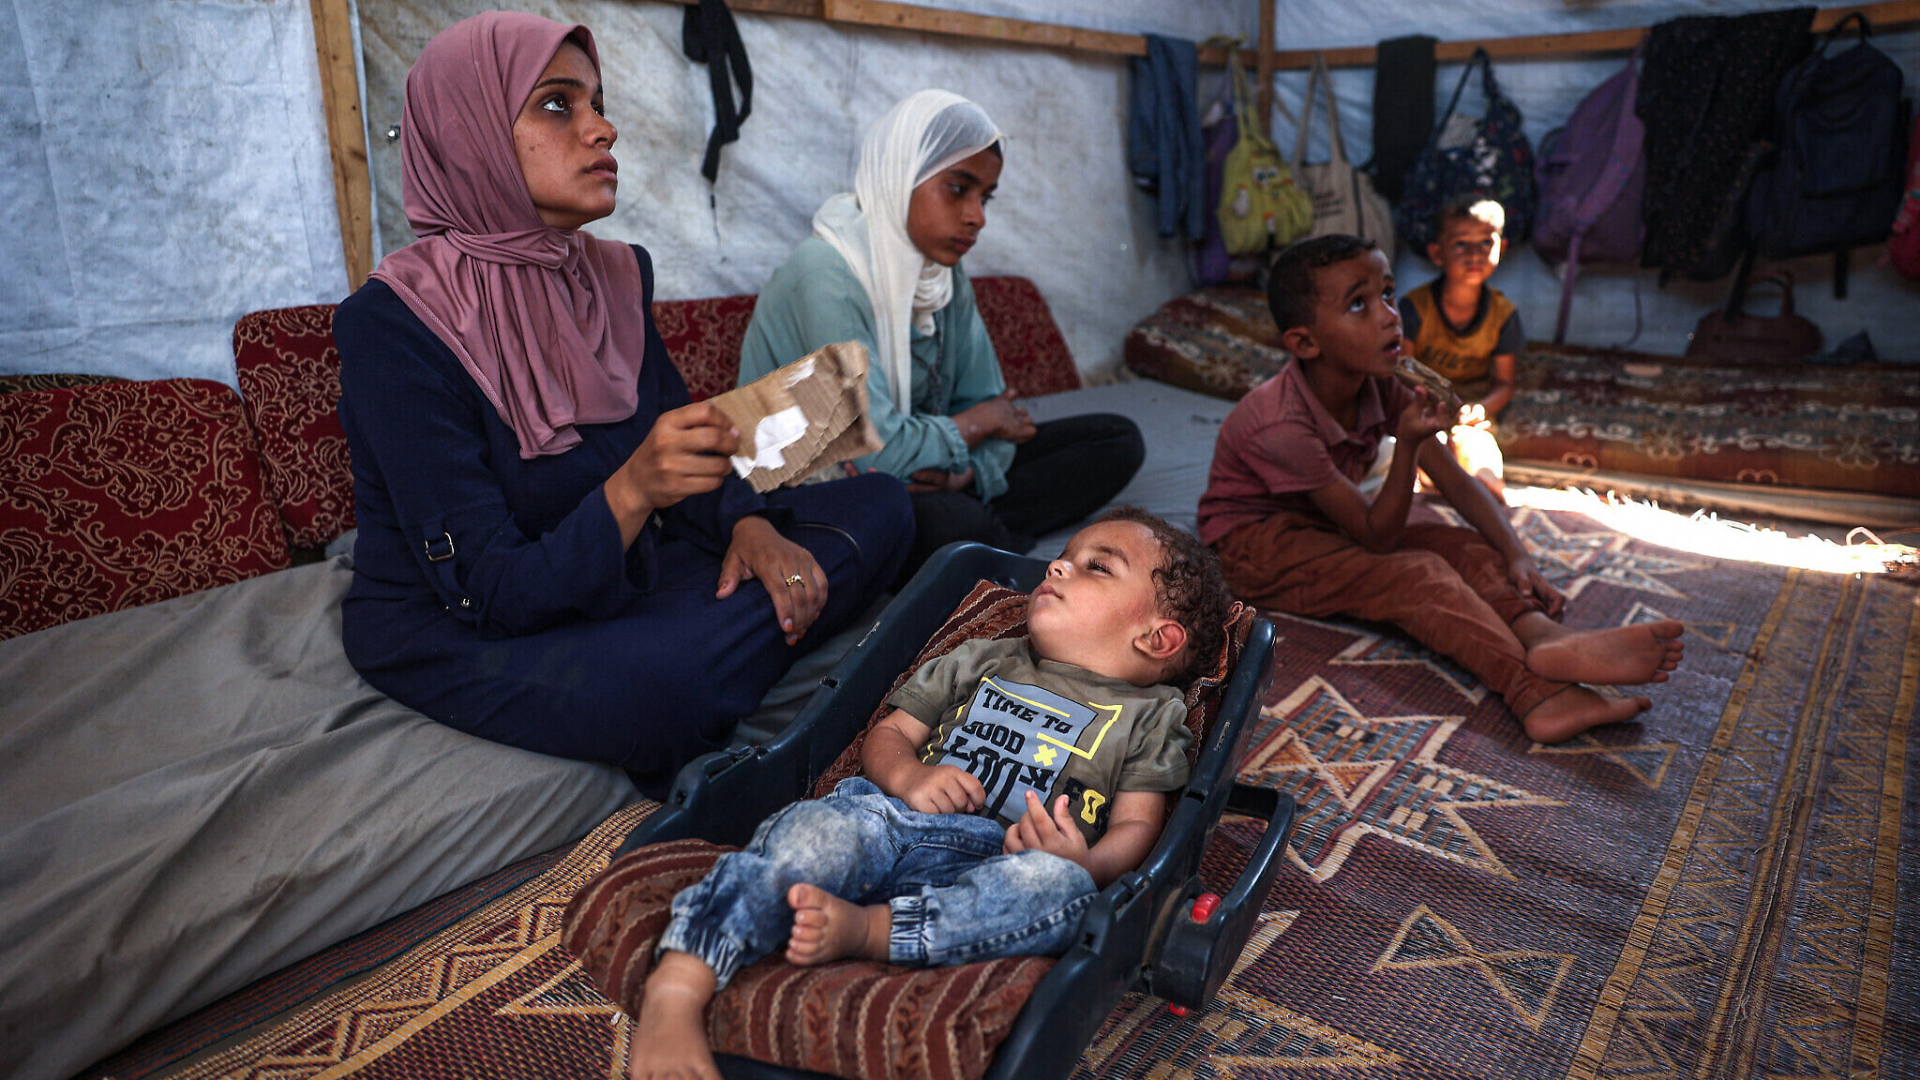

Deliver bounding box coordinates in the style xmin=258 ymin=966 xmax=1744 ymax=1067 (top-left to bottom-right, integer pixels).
xmin=657 ymin=777 xmax=1098 ymax=988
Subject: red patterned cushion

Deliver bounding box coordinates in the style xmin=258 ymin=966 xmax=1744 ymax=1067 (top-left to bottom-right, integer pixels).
xmin=654 ymin=294 xmax=759 ymax=402
xmin=0 ymin=379 xmax=292 ymax=639
xmin=1123 ymin=287 xmax=1289 ymax=401
xmin=972 ymin=276 xmax=1082 ymax=398
xmin=232 ymin=305 xmax=355 ymax=550
xmin=564 ymin=839 xmax=1053 ymax=1080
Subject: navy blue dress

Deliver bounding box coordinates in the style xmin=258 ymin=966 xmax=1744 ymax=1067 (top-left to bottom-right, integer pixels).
xmin=334 ymin=244 xmax=913 ymax=794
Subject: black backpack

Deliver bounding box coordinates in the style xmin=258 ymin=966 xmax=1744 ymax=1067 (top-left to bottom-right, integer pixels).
xmin=1745 ymin=13 xmax=1910 ymax=297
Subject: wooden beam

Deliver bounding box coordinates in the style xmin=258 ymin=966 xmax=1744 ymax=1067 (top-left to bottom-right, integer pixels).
xmin=1257 ymin=0 xmax=1275 ymax=138
xmin=311 ymin=0 xmax=371 ymax=291
xmin=1269 ymin=0 xmax=1920 ymax=69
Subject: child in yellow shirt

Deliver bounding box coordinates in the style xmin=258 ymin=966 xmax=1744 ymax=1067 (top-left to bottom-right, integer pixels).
xmin=1397 ymin=197 xmax=1522 ymax=496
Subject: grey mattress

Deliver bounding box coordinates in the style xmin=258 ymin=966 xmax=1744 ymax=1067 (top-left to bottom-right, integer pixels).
xmin=0 ymin=557 xmax=638 ymax=1080
xmin=1024 ymin=378 xmax=1233 ymax=559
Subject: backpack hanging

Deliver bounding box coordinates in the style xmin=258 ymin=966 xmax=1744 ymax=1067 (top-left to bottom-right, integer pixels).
xmin=1217 ymin=58 xmax=1314 ymax=257
xmin=1293 ymin=54 xmax=1396 ymax=262
xmin=1532 ymin=43 xmax=1647 ymax=343
xmin=1744 ymin=12 xmax=1910 ymax=298
xmin=1394 ymin=48 xmax=1537 ymax=255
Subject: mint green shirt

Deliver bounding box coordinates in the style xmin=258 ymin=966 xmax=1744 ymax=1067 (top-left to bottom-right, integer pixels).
xmin=738 ymin=238 xmax=1016 ymax=501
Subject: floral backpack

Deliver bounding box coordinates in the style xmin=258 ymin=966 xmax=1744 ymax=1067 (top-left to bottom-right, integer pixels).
xmin=1394 ymin=48 xmax=1537 ymax=253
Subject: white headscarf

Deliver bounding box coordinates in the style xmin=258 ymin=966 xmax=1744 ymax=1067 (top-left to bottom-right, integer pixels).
xmin=813 ymin=90 xmax=1004 ymax=414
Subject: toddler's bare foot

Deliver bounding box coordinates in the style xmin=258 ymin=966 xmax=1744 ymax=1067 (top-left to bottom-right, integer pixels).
xmin=1527 ymin=620 xmax=1684 ymax=685
xmin=786 ymin=883 xmax=890 ymax=965
xmin=1521 ymin=685 xmax=1649 ymax=744
xmin=630 ymin=951 xmax=720 ymax=1080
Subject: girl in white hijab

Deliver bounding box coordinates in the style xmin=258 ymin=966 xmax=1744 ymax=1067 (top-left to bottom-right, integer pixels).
xmin=740 ymin=90 xmax=1143 ymax=578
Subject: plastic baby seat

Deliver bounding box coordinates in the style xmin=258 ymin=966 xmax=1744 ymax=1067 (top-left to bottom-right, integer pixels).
xmin=563 ymin=542 xmax=1296 ymax=1080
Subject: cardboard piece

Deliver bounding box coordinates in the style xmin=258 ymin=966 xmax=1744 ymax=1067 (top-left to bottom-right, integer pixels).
xmin=1394 ymin=355 xmax=1461 ymax=406
xmin=703 ymin=341 xmax=882 ymax=493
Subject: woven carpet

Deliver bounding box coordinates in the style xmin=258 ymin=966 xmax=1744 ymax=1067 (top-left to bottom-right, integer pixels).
xmin=129 ymin=508 xmax=1917 ymax=1080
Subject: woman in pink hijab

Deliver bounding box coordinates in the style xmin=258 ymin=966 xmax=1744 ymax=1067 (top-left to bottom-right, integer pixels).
xmin=332 ymin=12 xmax=911 ymax=795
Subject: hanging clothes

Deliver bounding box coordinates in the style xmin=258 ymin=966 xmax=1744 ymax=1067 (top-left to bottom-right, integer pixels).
xmin=1635 ymin=8 xmax=1814 ymax=281
xmin=1127 ymin=34 xmax=1205 ymax=240
xmin=682 ymin=0 xmax=753 ymax=182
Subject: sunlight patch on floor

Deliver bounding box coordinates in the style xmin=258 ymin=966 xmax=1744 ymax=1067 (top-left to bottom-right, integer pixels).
xmin=1506 ymin=486 xmax=1917 ymax=575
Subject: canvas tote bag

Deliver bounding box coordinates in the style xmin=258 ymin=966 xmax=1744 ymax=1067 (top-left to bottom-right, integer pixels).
xmin=1293 ymin=53 xmax=1396 ymax=262
xmin=1218 ymin=58 xmax=1314 ymax=256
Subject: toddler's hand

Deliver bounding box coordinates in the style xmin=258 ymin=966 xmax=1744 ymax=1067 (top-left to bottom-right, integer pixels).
xmin=1001 ymin=791 xmax=1092 ymax=871
xmin=898 ymin=764 xmax=986 ymax=815
xmin=1460 ymin=402 xmax=1490 ymax=429
xmin=1395 ymin=388 xmax=1458 ymax=444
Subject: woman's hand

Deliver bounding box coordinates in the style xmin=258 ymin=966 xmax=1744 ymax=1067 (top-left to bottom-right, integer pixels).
xmin=952 ymin=389 xmax=1036 ymax=447
xmin=1508 ymin=553 xmax=1566 ymax=617
xmin=605 ymin=402 xmax=738 ymax=546
xmin=717 ymin=514 xmax=827 ymax=645
xmin=906 ymin=466 xmax=975 ymax=494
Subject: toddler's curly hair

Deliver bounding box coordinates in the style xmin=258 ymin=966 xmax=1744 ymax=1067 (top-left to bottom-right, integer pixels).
xmin=1096 ymin=506 xmax=1233 ymax=681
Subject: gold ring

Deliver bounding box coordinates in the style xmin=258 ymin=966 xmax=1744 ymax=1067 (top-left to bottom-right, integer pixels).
xmin=785 ymin=573 xmax=805 ymax=587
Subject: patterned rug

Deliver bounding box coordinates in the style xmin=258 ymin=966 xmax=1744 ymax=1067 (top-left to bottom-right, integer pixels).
xmin=134 ymin=508 xmax=1918 ymax=1080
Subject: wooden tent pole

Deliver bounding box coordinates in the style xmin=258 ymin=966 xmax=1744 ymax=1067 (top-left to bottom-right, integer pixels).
xmin=1257 ymin=0 xmax=1275 ymax=137
xmin=310 ymin=0 xmax=371 ymax=291
xmin=1267 ymin=0 xmax=1920 ymax=68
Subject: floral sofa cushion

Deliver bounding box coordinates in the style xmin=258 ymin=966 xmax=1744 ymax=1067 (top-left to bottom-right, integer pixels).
xmin=652 ymin=292 xmax=760 ymax=402
xmin=1122 ymin=287 xmax=1288 ymax=401
xmin=0 ymin=379 xmax=291 ymax=639
xmin=232 ymin=305 xmax=356 ymax=551
xmin=973 ymin=275 xmax=1082 ymax=398
xmin=227 ymin=280 xmax=1083 ymax=551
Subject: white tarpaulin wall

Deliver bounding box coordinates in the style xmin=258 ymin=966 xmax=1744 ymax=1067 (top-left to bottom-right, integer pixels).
xmin=353 ymin=0 xmax=1256 ymax=378
xmin=3 ymin=0 xmax=1917 ymax=389
xmin=1 ymin=0 xmax=347 ymax=385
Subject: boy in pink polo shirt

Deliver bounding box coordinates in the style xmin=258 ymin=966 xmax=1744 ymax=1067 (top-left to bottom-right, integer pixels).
xmin=1198 ymin=234 xmax=1684 ymax=743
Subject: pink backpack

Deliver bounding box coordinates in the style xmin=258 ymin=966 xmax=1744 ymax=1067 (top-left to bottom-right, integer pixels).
xmin=1533 ymin=45 xmax=1646 ymax=343
xmin=1888 ymin=109 xmax=1920 ymax=281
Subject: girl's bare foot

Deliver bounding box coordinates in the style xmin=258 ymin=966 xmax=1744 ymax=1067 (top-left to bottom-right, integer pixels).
xmin=786 ymin=883 xmax=890 ymax=965
xmin=629 ymin=951 xmax=721 ymax=1080
xmin=1526 ymin=620 xmax=1684 ymax=686
xmin=1521 ymin=685 xmax=1649 ymax=744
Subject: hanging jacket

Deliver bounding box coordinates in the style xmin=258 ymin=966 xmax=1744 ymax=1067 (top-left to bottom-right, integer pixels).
xmin=1128 ymin=34 xmax=1205 ymax=240
xmin=1635 ymin=8 xmax=1813 ymax=281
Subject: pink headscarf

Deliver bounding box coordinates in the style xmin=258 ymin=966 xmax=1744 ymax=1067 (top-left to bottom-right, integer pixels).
xmin=369 ymin=11 xmax=647 ymax=459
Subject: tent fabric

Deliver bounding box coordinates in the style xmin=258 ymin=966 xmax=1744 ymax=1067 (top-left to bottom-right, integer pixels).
xmin=1 ymin=0 xmax=1916 ymax=388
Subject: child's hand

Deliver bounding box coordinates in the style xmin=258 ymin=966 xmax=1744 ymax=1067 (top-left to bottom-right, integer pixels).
xmin=1395 ymin=388 xmax=1458 ymax=444
xmin=898 ymin=764 xmax=986 ymax=815
xmin=1002 ymin=791 xmax=1092 ymax=872
xmin=1460 ymin=402 xmax=1490 ymax=429
xmin=1508 ymin=554 xmax=1566 ymax=617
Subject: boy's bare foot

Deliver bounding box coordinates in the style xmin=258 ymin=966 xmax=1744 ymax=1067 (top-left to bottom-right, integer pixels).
xmin=630 ymin=951 xmax=721 ymax=1080
xmin=1525 ymin=620 xmax=1684 ymax=686
xmin=786 ymin=883 xmax=890 ymax=965
xmin=1521 ymin=685 xmax=1649 ymax=744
